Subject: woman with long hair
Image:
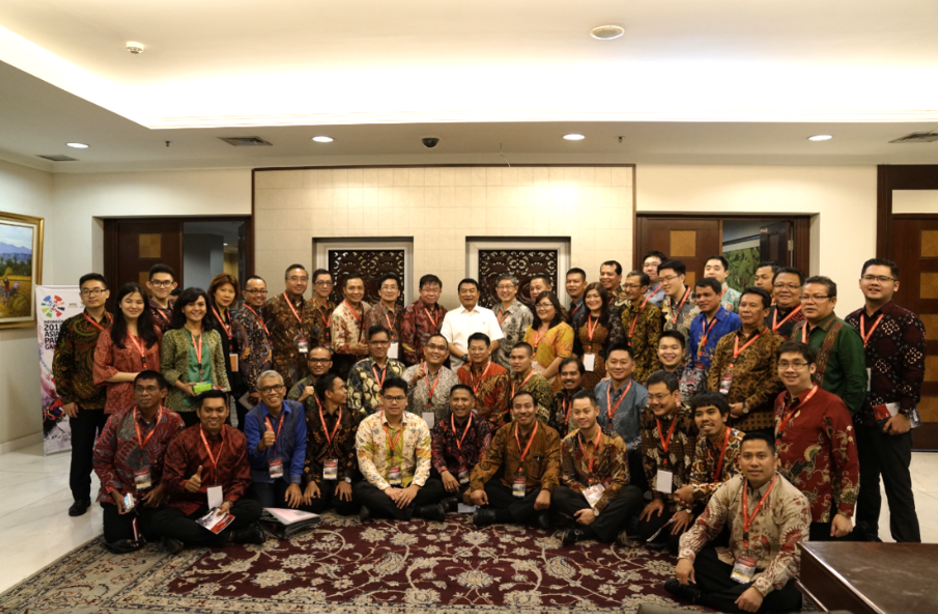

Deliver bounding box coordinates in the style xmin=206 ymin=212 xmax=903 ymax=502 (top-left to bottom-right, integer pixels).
xmin=94 ymin=282 xmax=162 ymax=414
xmin=207 ymin=273 xmax=245 ymax=425
xmin=572 ymin=282 xmax=612 ymax=390
xmin=160 ymin=287 xmax=230 ymax=426
xmin=522 ymin=291 xmax=574 ymax=392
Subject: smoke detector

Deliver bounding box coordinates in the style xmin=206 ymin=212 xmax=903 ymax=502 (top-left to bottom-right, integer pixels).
xmin=126 ymin=41 xmax=144 ymax=54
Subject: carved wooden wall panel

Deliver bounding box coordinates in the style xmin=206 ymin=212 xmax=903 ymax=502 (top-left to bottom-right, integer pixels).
xmin=478 ymin=249 xmax=558 ymax=309
xmin=328 ymin=249 xmax=405 ymax=307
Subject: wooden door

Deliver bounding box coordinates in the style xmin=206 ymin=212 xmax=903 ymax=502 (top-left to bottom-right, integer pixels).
xmin=893 ymin=217 xmax=938 ymax=449
xmin=104 ymin=220 xmax=183 ymax=303
xmin=636 ymin=218 xmax=722 ymax=287
xmin=760 ymin=221 xmax=792 ymax=266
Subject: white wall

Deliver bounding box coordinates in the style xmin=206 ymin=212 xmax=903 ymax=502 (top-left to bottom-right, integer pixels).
xmin=636 ymin=165 xmax=877 ymax=309
xmin=0 ymin=159 xmax=53 ymax=450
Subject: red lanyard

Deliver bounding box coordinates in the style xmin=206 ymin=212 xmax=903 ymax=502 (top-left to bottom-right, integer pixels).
xmin=742 ymin=475 xmax=778 ymax=548
xmin=126 ymin=333 xmax=148 ymax=366
xmin=470 ymin=361 xmax=493 ymax=395
xmin=422 ymin=303 xmax=438 ymax=328
xmin=671 ymin=288 xmax=690 ymax=325
xmin=777 ymin=385 xmax=819 ymax=438
xmin=343 ymin=300 xmax=362 ymax=327
xmin=199 ymin=424 xmax=226 ymax=478
xmin=451 ymin=413 xmax=473 ymax=451
xmin=514 ymin=421 xmax=539 ymax=463
xmin=244 ymin=305 xmax=270 ymax=336
xmin=283 ymin=293 xmax=304 ymax=325
xmin=190 ymin=330 xmax=204 ymax=379
xmin=564 ymin=398 xmax=573 ymax=424
xmin=730 ymin=332 xmax=762 ymax=368
xmin=578 ymin=427 xmax=603 ymax=477
xmin=569 ymin=302 xmax=582 ymax=320
xmin=264 ymin=410 xmax=285 ymax=444
xmin=372 ymin=364 xmax=388 ymax=389
xmin=82 ymin=311 xmax=111 ymax=331
xmin=497 ymin=307 xmax=511 ymax=327
xmin=711 ymin=427 xmax=731 ymax=482
xmin=698 ymin=315 xmax=719 ymax=358
xmin=771 ymin=305 xmax=801 ymax=333
xmin=656 ymin=415 xmax=677 ymax=454
xmin=211 ymin=306 xmax=231 ymax=339
xmin=152 ymin=307 xmax=170 ymax=327
xmin=320 ymin=406 xmax=342 ymax=447
xmin=605 ymin=380 xmax=632 ymax=421
xmin=384 ymin=419 xmax=404 ymax=458
xmin=799 ymin=323 xmax=809 ymax=344
xmin=512 ymin=371 xmax=535 ymax=398
xmin=425 ymin=366 xmax=442 ymax=407
xmin=532 ymin=326 xmax=548 ymax=350
xmin=133 ymin=405 xmax=163 ymax=452
xmin=860 ymin=313 xmax=885 ymax=348
xmin=384 ymin=311 xmax=395 ymax=333
xmin=586 ymin=315 xmax=599 ymax=344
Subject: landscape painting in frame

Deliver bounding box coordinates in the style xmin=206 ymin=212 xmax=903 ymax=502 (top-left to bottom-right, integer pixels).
xmin=0 ymin=211 xmax=44 ymax=329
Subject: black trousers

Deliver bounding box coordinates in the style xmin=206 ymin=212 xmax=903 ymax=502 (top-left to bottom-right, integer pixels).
xmin=855 ymin=424 xmax=920 ymax=542
xmin=301 ymin=480 xmax=360 ymax=516
xmin=627 ymin=448 xmax=649 ymax=492
xmin=692 ymin=546 xmax=802 ymax=613
xmin=551 ymin=484 xmax=644 ymax=542
xmin=809 ymin=521 xmax=855 ymax=542
xmin=69 ymin=408 xmax=109 ymax=502
xmin=353 ymin=479 xmax=446 ymax=520
xmin=480 ymin=480 xmax=545 ymax=524
xmin=101 ymin=502 xmax=162 ymax=544
xmin=150 ymin=499 xmax=262 ymax=547
xmin=637 ymin=503 xmax=702 ymax=554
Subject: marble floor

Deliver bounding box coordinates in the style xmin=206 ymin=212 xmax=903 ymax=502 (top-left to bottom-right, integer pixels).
xmin=0 ymin=444 xmax=936 ymax=595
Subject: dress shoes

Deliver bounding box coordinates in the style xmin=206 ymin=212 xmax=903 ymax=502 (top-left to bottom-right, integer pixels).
xmin=68 ymin=499 xmax=91 ymax=517
xmin=359 ymin=504 xmax=372 ymax=523
xmin=161 ymin=536 xmax=185 ymax=554
xmin=440 ymin=496 xmax=459 ymax=513
xmin=663 ymin=578 xmax=702 ymax=604
xmin=473 ymin=508 xmax=497 ymax=527
xmin=230 ymin=523 xmax=265 ymax=545
xmin=533 ymin=510 xmax=551 ymax=531
xmin=415 ymin=503 xmax=446 ymax=522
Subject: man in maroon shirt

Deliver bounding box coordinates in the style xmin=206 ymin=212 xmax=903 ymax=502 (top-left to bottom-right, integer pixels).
xmin=151 ymin=390 xmax=263 ymax=552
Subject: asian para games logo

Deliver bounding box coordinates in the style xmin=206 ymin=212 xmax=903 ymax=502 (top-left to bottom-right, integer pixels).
xmin=41 ymin=295 xmax=66 ymax=318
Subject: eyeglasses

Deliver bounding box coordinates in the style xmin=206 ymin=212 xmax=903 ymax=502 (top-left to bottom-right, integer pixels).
xmin=778 ymin=361 xmax=810 ymax=369
xmin=773 ymin=283 xmax=801 ymax=290
xmin=80 ymin=288 xmax=106 ymax=297
xmin=658 ymin=274 xmax=680 ymax=283
xmin=134 ymin=386 xmax=160 ymax=393
xmin=622 ymin=284 xmax=643 ymax=290
xmin=244 ymin=289 xmax=268 ymax=295
xmin=648 ymin=393 xmax=673 ymax=401
xmin=287 ymin=276 xmax=309 ymax=283
xmin=380 ymin=284 xmax=399 ymax=291
xmin=861 ymin=275 xmax=897 ymax=283
xmin=535 ymin=303 xmax=553 ymax=310
xmin=314 ymin=280 xmax=334 ymax=286
xmin=426 ymin=344 xmax=448 ymax=352
xmin=496 ymin=284 xmax=516 ymax=290
xmin=149 ymin=280 xmax=174 ymax=288
xmin=258 ymin=384 xmax=286 ymax=393
xmin=802 ymin=295 xmax=830 ymax=302
xmin=383 ymin=395 xmax=406 ymax=403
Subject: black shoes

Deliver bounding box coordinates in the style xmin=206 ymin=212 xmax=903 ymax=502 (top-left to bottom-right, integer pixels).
xmin=68 ymin=499 xmax=91 ymax=517
xmin=473 ymin=508 xmax=497 ymax=527
xmin=161 ymin=536 xmax=184 ymax=554
xmin=230 ymin=523 xmax=265 ymax=545
xmin=533 ymin=510 xmax=551 ymax=531
xmin=562 ymin=527 xmax=586 ymax=545
xmin=415 ymin=503 xmax=446 ymax=522
xmin=359 ymin=505 xmax=372 ymax=524
xmin=663 ymin=578 xmax=702 ymax=604
xmin=104 ymin=538 xmax=144 ymax=554
xmin=440 ymin=496 xmax=459 ymax=514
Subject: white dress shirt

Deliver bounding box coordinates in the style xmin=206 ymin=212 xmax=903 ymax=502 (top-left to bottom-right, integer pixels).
xmin=440 ymin=304 xmax=505 ymax=369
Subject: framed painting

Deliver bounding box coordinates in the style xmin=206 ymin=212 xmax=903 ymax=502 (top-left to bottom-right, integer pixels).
xmin=0 ymin=211 xmax=44 ymax=329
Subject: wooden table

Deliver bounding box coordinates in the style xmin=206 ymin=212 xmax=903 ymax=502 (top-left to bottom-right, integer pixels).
xmin=798 ymin=542 xmax=938 ymax=614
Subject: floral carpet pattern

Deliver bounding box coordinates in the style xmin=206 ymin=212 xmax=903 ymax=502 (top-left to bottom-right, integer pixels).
xmin=0 ymin=512 xmax=705 ymax=613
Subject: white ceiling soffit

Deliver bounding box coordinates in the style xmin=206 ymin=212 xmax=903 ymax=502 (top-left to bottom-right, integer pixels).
xmin=1 ymin=0 xmax=937 ymax=129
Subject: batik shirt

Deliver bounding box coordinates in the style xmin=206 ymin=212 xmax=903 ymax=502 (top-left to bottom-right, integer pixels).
xmin=720 ymin=283 xmax=742 ymax=313
xmin=594 ymin=378 xmax=648 ymax=452
xmin=93 ymin=327 xmax=163 ymax=414
xmin=303 ymin=404 xmax=360 ymax=485
xmin=148 ymin=297 xmax=174 ymax=333
xmin=457 ymin=361 xmax=512 ymax=430
xmin=774 ymin=386 xmax=860 ymax=523
xmin=402 ymin=364 xmax=460 ymax=423
xmin=662 ymin=288 xmax=700 ymax=343
xmin=640 ymin=407 xmax=696 ymax=509
xmin=687 ymin=307 xmax=741 ymax=372
xmin=845 ymin=301 xmax=926 ymax=426
xmin=367 ymin=303 xmax=404 ymax=344
xmin=470 ymin=421 xmax=561 ymax=493
xmin=560 ymin=427 xmax=631 ymax=512
xmin=160 ymin=328 xmax=229 ymax=413
xmin=264 ymin=293 xmax=322 ymax=389
xmin=679 ymin=474 xmax=811 ymax=597
xmin=610 ymin=301 xmax=664 ymax=384
xmin=231 ymin=305 xmax=273 ymax=396
xmin=430 ymin=413 xmax=492 ymax=477
xmin=791 ymin=313 xmax=867 ymax=415
xmin=53 ymin=310 xmax=112 ymax=409
xmin=92 ymin=405 xmax=184 ymax=502
xmin=765 ymin=304 xmax=805 ymax=341
xmin=330 ymin=300 xmax=371 ymax=356
xmin=356 ymin=411 xmax=432 ymax=489
xmin=547 ymin=386 xmax=584 ymax=439
xmin=347 ymin=357 xmax=407 ymax=414
xmin=400 ymin=300 xmax=447 ymax=366
xmin=509 ymin=370 xmax=553 ymax=423
xmin=310 ymin=298 xmax=335 ymax=348
xmin=492 ymin=299 xmax=534 ymax=370
xmin=644 ymin=283 xmax=668 ymax=308
xmin=688 ymin=427 xmax=745 ymax=502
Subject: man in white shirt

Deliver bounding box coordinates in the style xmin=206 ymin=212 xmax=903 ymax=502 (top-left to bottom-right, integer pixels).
xmin=441 ymin=278 xmax=504 ymax=370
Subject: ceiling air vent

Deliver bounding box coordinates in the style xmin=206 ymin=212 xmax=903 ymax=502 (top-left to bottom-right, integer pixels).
xmin=36 ymin=154 xmax=78 ymax=161
xmin=218 ymin=136 xmax=272 ymax=146
xmin=889 ymin=132 xmax=938 ymax=144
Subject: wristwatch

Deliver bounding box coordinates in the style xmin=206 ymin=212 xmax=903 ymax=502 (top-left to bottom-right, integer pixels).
xmin=344 ymin=477 xmax=352 ymax=484
xmin=742 ymin=401 xmax=750 ymax=414
xmin=462 ymin=353 xmax=469 ymax=363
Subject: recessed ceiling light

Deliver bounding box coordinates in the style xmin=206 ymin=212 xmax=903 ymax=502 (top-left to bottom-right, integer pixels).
xmin=312 ymin=136 xmax=334 ymax=143
xmin=808 ymin=134 xmax=833 ymax=141
xmin=563 ymin=134 xmax=586 ymax=141
xmin=591 ymin=25 xmax=624 ymax=40
xmin=66 ymin=142 xmax=89 ymax=149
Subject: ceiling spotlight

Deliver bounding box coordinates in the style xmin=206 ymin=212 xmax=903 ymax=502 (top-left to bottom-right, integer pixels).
xmin=66 ymin=142 xmax=89 ymax=149
xmin=563 ymin=134 xmax=586 ymax=141
xmin=591 ymin=25 xmax=624 ymax=40
xmin=126 ymin=41 xmax=144 ymax=54
xmin=312 ymin=136 xmax=334 ymax=143
xmin=808 ymin=134 xmax=833 ymax=141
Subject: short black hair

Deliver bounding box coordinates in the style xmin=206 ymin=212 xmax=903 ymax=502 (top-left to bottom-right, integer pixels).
xmin=558 ymin=356 xmax=584 ymax=375
xmin=134 ymin=370 xmax=169 ymax=390
xmin=659 ymin=330 xmax=686 ymax=350
xmin=344 ymin=274 xmax=364 ymax=288
xmin=757 ymin=260 xmax=779 ymax=273
xmin=566 ymin=268 xmax=587 ymax=281
xmin=689 ymin=391 xmax=730 ymax=418
xmin=741 ymin=286 xmax=772 ymax=310
xmin=646 ymin=370 xmax=679 ymax=394
xmin=861 ymin=258 xmax=900 ymax=280
xmin=772 ymin=266 xmax=805 ymax=286
xmin=657 ymin=259 xmax=686 ymax=276
xmin=570 ymin=389 xmax=597 ymax=406
xmin=804 ymin=275 xmax=837 ymax=298
xmin=196 ymin=389 xmax=229 ymax=407
xmin=449 ymin=383 xmax=474 ymax=399
xmin=742 ymin=431 xmax=776 ymax=454
xmin=367 ymin=324 xmax=391 ymax=341
xmin=148 ymin=264 xmax=176 ymax=281
xmin=419 ymin=274 xmax=442 ymax=289
xmin=458 ymin=278 xmax=480 ymax=292
xmin=706 ymin=255 xmax=729 ymax=271
xmin=601 ymin=260 xmax=622 ymax=275
xmin=315 ymin=372 xmax=343 ymax=402
xmin=606 ymin=342 xmax=634 ymax=360
xmin=777 ymin=340 xmax=816 ymax=364
xmin=381 ymin=376 xmax=409 ymax=395
xmin=245 ymin=275 xmax=266 ymax=285
xmin=694 ymin=277 xmax=722 ymax=295
xmin=511 ymin=390 xmax=536 ymax=407
xmin=311 ymin=268 xmax=333 ymax=283
xmin=529 ymin=273 xmax=553 ymax=288
xmin=79 ymin=273 xmax=108 ymax=289
xmin=625 ymin=271 xmax=650 ymax=286
xmin=284 ymin=264 xmax=307 ymax=278
xmin=468 ymin=332 xmax=491 ymax=346
xmin=511 ymin=342 xmax=534 ymax=356
xmin=378 ymin=273 xmax=401 ymax=290
xmin=643 ymin=250 xmax=668 ymax=264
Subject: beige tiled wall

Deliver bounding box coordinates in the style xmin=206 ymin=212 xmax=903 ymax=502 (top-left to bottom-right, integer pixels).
xmin=254 ymin=166 xmax=634 ymax=304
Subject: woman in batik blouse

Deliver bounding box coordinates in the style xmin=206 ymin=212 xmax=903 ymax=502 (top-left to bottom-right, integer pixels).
xmin=523 ymin=291 xmax=574 ymax=393
xmin=571 ymin=282 xmax=612 ymax=391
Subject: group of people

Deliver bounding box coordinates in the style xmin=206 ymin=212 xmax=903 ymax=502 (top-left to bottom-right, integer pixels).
xmin=50 ymin=252 xmax=925 ymax=614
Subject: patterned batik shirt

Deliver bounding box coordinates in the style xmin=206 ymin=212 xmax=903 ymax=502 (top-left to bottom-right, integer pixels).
xmin=310 ymin=298 xmax=335 ymax=349
xmin=688 ymin=427 xmax=745 ymax=503
xmin=92 ymin=405 xmax=185 ymax=502
xmin=720 ymin=283 xmax=742 ymax=313
xmin=347 ymin=357 xmax=407 ymax=415
xmin=400 ymin=300 xmax=447 ymax=366
xmin=330 ymin=300 xmax=372 ymax=356
xmin=679 ymin=474 xmax=811 ymax=598
xmin=644 ymin=283 xmax=668 ymax=308
xmin=231 ymin=305 xmax=273 ymax=396
xmin=430 ymin=412 xmax=492 ymax=477
xmin=356 ymin=410 xmax=432 ymax=489
xmin=687 ymin=307 xmax=741 ymax=372
xmin=547 ymin=386 xmax=584 ymax=439
xmin=594 ymin=378 xmax=648 ymax=452
xmin=367 ymin=303 xmax=404 ymax=344
xmin=457 ymin=361 xmax=512 ymax=430
xmin=469 ymin=421 xmax=561 ymax=493
xmin=765 ymin=305 xmax=806 ymax=341
xmin=263 ymin=293 xmax=322 ymax=390
xmin=560 ymin=427 xmax=631 ymax=512
xmin=791 ymin=313 xmax=868 ymax=415
xmin=509 ymin=370 xmax=553 ymax=423
xmin=706 ymin=325 xmax=784 ymax=432
xmin=640 ymin=407 xmax=697 ymax=510
xmin=303 ymin=404 xmax=360 ymax=486
xmin=492 ymin=299 xmax=534 ymax=370
xmin=662 ymin=288 xmax=700 ymax=343
xmin=845 ymin=301 xmax=926 ymax=426
xmin=52 ymin=310 xmax=112 ymax=409
xmin=402 ymin=364 xmax=460 ymax=423
xmin=774 ymin=386 xmax=860 ymax=523
xmin=148 ymin=297 xmax=174 ymax=334
xmin=610 ymin=301 xmax=664 ymax=384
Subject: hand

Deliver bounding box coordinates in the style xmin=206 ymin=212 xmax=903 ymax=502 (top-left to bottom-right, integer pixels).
xmin=303 ymin=481 xmax=321 ymax=504
xmin=336 ymin=481 xmax=353 ymax=502
xmin=111 ymin=490 xmax=128 ymax=514
xmin=534 ymin=489 xmax=551 ymax=510
xmin=884 ymin=413 xmax=911 ymax=435
xmin=640 ymin=498 xmax=665 ymax=521
xmin=674 ymin=485 xmax=695 ymax=507
xmin=441 ymin=471 xmax=460 ymax=493
xmin=729 ymin=402 xmax=745 ymax=417
xmin=218 ymin=500 xmax=232 ymax=515
xmin=285 ymin=483 xmax=303 ymax=508
xmin=63 ymin=402 xmax=79 ymax=419
xmin=675 ymin=558 xmax=696 ymax=585
xmin=831 ymin=513 xmax=853 ymax=538
xmin=396 ymin=484 xmax=419 ymax=509
xmin=140 ymin=483 xmax=166 ymax=507
xmin=185 ymin=465 xmax=203 ymax=493
xmin=462 ymin=490 xmax=474 ymax=505
xmin=671 ymin=510 xmax=694 ymax=535
xmin=735 ymin=587 xmax=764 ymax=613
xmin=260 ymin=423 xmax=276 ymax=451
xmin=471 ymin=489 xmax=488 ymax=506
xmin=384 ymin=486 xmax=404 ymax=505
xmin=299 ymin=386 xmax=315 ymax=402
xmin=411 ymin=363 xmax=426 ymax=384
xmin=181 ymin=382 xmax=198 ymax=397
xmin=573 ymin=508 xmax=597 ymax=526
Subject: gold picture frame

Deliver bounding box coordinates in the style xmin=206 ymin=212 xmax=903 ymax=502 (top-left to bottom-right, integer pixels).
xmin=0 ymin=210 xmax=44 ymax=329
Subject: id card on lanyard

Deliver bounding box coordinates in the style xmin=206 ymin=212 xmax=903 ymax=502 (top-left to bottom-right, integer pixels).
xmin=199 ymin=425 xmax=226 ymax=508
xmin=513 ymin=422 xmax=539 ymax=498
xmin=132 ymin=405 xmax=163 ymax=490
xmin=452 ymin=414 xmax=474 ymax=485
xmin=384 ymin=422 xmax=404 ymax=486
xmin=321 ymin=406 xmax=342 ymax=480
xmin=265 ymin=412 xmax=286 ymax=479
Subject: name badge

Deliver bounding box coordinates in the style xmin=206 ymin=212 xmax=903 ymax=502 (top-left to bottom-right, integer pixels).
xmin=583 ymin=483 xmax=605 ymax=508
xmin=388 ymin=464 xmax=402 ymax=486
xmin=269 ymin=457 xmax=284 ymax=479
xmin=422 ymin=412 xmax=435 ymax=429
xmin=718 ymin=367 xmax=734 ymax=396
xmin=389 ymin=342 xmax=400 ymax=360
xmin=297 ymin=336 xmax=309 ymax=354
xmin=323 ymin=458 xmax=338 ymax=480
xmin=512 ymin=469 xmax=527 ymax=498
xmin=656 ymin=469 xmax=673 ymax=494
xmin=134 ymin=467 xmax=152 ymax=491
xmin=229 ymin=352 xmax=239 ymax=372
xmin=458 ymin=464 xmax=470 ymax=485
xmin=207 ymin=484 xmax=224 ymax=509
xmin=583 ymin=353 xmax=596 ymax=372
xmin=731 ymin=554 xmax=758 ymax=583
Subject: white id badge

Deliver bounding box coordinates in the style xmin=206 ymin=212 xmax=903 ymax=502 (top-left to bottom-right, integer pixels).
xmin=718 ymin=368 xmax=734 ymax=396
xmin=512 ymin=470 xmax=527 ymax=498
xmin=731 ymin=554 xmax=758 ymax=583
xmin=656 ymin=469 xmax=673 ymax=494
xmin=269 ymin=458 xmax=284 ymax=479
xmin=583 ymin=353 xmax=596 ymax=372
xmin=134 ymin=467 xmax=152 ymax=491
xmin=583 ymin=483 xmax=605 ymax=507
xmin=389 ymin=342 xmax=399 ymax=360
xmin=867 ymin=367 xmax=871 ymax=392
xmin=297 ymin=336 xmax=309 ymax=354
xmin=458 ymin=465 xmax=470 ymax=485
xmin=207 ymin=485 xmax=224 ymax=509
xmin=323 ymin=458 xmax=338 ymax=480
xmin=388 ymin=465 xmax=402 ymax=486
xmin=422 ymin=412 xmax=435 ymax=429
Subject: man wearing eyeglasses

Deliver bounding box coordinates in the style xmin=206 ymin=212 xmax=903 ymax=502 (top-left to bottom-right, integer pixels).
xmin=765 ymin=267 xmax=805 ymax=340
xmin=309 ymin=269 xmax=336 ymax=348
xmin=367 ymin=274 xmax=404 ymax=360
xmin=286 ymin=346 xmax=334 ymax=413
xmin=264 ymin=264 xmax=321 ymax=390
xmin=347 ymin=325 xmax=406 ymax=415
xmin=790 ymin=276 xmax=867 ymax=416
xmin=492 ymin=274 xmax=533 ymax=371
xmin=402 ymin=334 xmax=459 ymax=424
xmin=245 ymin=371 xmax=307 ymax=509
xmin=233 ymin=275 xmax=273 ymax=408
xmin=846 ymin=258 xmax=925 ymax=543
xmin=610 ymin=271 xmax=663 ymax=384
xmin=659 ymin=260 xmax=700 ymax=342
xmin=146 ymin=264 xmax=177 ymax=333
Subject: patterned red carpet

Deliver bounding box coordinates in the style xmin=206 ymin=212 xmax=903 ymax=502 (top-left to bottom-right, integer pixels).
xmin=0 ymin=512 xmax=705 ymax=613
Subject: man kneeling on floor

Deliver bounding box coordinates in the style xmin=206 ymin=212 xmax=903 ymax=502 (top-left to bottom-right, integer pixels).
xmin=665 ymin=432 xmax=810 ymax=613
xmin=152 ymin=390 xmax=264 ymax=552
xmin=470 ymin=391 xmax=561 ymax=529
xmin=552 ymin=390 xmax=644 ymax=545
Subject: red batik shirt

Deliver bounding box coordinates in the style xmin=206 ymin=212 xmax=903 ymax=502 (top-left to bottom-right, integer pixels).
xmin=457 ymin=361 xmax=511 ymax=430
xmin=430 ymin=412 xmax=492 ymax=477
xmin=400 ymin=300 xmax=448 ymax=366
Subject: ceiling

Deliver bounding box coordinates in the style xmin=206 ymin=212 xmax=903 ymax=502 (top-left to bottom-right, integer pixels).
xmin=1 ymin=0 xmax=937 ymax=173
